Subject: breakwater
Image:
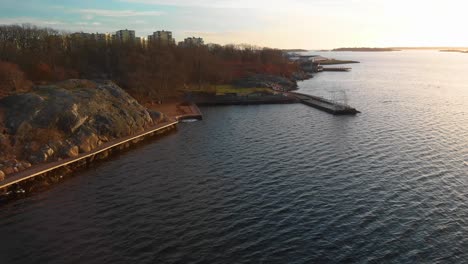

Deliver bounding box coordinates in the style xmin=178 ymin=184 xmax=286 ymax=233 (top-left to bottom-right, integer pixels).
xmin=322 ymin=67 xmax=351 ymax=72
xmin=291 ymin=92 xmax=360 ymax=115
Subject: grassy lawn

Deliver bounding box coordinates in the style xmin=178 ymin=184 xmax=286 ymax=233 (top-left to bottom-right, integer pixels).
xmin=214 ymin=85 xmax=272 ymax=95
xmin=189 ymin=85 xmax=273 ymax=95
xmin=319 ymin=59 xmax=360 ymax=65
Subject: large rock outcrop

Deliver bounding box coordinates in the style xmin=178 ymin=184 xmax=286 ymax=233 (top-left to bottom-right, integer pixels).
xmin=0 ymin=79 xmax=166 ymax=178
xmin=232 ymin=74 xmax=299 ymax=91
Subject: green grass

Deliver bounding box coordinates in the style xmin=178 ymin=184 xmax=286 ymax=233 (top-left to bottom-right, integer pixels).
xmin=214 ymin=85 xmax=272 ymax=95
xmin=319 ymin=59 xmax=360 ymax=65
xmin=190 ymin=85 xmax=273 ymax=95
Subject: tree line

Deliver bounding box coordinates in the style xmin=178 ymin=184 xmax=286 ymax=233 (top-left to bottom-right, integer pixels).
xmin=0 ymin=24 xmax=297 ymax=101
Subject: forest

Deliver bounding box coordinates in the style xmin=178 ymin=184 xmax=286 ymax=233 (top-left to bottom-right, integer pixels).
xmin=0 ymin=24 xmax=298 ymax=101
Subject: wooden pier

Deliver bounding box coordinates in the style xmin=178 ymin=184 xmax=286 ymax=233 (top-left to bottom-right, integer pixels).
xmin=290 ymin=92 xmax=360 ymax=115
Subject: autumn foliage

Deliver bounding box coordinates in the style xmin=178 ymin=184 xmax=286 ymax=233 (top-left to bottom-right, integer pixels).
xmin=0 ymin=24 xmax=296 ymax=100
xmin=0 ymin=60 xmax=32 ymax=97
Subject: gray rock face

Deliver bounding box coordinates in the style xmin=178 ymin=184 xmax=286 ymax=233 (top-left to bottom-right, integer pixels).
xmin=0 ymin=93 xmax=45 ymax=134
xmin=0 ymin=79 xmax=165 ymax=166
xmin=28 ymin=152 xmax=49 ymax=164
xmin=2 ymin=166 xmax=14 ymax=175
xmin=148 ymin=110 xmax=165 ymax=123
xmin=64 ymin=145 xmax=79 ymax=158
xmin=41 ymin=145 xmax=54 ymax=157
xmin=2 ymin=80 xmax=156 ymax=136
xmin=76 ymin=131 xmax=100 ymax=153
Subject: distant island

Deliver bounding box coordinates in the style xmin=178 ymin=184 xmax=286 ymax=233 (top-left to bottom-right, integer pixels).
xmin=282 ymin=49 xmax=309 ymax=52
xmin=333 ymin=47 xmax=400 ymax=52
xmin=390 ymin=47 xmax=468 ymax=50
xmin=330 ymin=47 xmax=468 ymax=52
xmin=440 ymin=49 xmax=468 ymax=53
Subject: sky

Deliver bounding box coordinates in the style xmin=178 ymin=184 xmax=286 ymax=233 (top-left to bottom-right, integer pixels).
xmin=1 ymin=0 xmax=467 ymax=49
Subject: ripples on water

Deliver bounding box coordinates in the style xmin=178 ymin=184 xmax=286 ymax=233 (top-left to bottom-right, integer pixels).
xmin=1 ymin=51 xmax=467 ymax=263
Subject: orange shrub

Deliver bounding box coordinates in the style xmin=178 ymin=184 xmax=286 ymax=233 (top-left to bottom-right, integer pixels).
xmin=0 ymin=61 xmax=32 ymax=96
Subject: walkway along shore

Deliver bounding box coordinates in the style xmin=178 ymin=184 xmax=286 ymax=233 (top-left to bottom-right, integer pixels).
xmin=0 ymin=103 xmax=203 ymax=201
xmin=0 ymin=121 xmax=177 ymax=199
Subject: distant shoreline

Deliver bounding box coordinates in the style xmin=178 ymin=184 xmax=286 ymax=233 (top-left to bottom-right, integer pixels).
xmin=392 ymin=47 xmax=468 ymax=50
xmin=282 ymin=49 xmax=309 ymax=52
xmin=332 ymin=48 xmax=399 ymax=52
xmin=325 ymin=47 xmax=468 ymax=52
xmin=439 ymin=49 xmax=468 ymax=54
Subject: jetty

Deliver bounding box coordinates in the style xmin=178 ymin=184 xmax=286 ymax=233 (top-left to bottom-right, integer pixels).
xmin=0 ymin=104 xmax=203 ymax=200
xmin=322 ymin=67 xmax=351 ymax=72
xmin=290 ymin=92 xmax=360 ymax=115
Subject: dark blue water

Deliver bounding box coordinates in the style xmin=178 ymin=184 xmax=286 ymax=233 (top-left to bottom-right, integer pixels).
xmin=1 ymin=51 xmax=467 ymax=263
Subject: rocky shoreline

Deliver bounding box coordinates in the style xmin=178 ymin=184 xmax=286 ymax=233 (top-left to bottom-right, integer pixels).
xmin=0 ymin=71 xmax=311 ymax=193
xmin=0 ymin=80 xmax=166 ymax=182
xmin=0 ymin=120 xmax=178 ymax=200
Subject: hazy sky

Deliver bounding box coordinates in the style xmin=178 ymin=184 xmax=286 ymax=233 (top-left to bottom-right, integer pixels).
xmin=1 ymin=0 xmax=467 ymax=49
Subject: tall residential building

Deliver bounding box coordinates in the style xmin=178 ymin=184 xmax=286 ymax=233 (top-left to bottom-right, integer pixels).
xmin=148 ymin=30 xmax=175 ymax=45
xmin=93 ymin=33 xmax=107 ymax=42
xmin=69 ymin=32 xmax=108 ymax=42
xmin=67 ymin=32 xmax=108 ymax=50
xmin=114 ymin=29 xmax=136 ymax=43
xmin=69 ymin=32 xmax=93 ymax=39
xmin=180 ymin=37 xmax=205 ymax=47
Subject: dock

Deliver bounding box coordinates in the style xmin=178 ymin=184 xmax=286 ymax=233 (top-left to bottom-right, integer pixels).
xmin=290 ymin=92 xmax=360 ymax=115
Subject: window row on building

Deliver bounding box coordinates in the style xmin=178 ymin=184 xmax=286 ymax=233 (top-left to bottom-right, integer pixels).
xmin=68 ymin=29 xmax=204 ymax=47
